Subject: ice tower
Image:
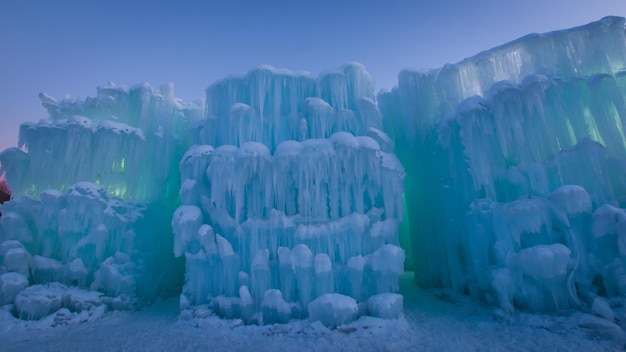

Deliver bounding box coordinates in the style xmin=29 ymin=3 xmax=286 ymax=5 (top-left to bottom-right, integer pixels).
xmin=0 ymin=64 xmax=406 ymax=324
xmin=379 ymin=16 xmax=626 ymax=312
xmin=173 ymin=64 xmax=406 ymax=323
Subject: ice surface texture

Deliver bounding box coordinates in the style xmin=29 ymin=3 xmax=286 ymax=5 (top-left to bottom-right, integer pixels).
xmin=2 ymin=16 xmax=626 ymax=322
xmin=194 ymin=63 xmax=381 ymax=151
xmin=1 ymin=82 xmax=201 ymax=201
xmin=380 ymin=16 xmax=626 ymax=313
xmin=0 ymin=183 xmax=146 ymax=306
xmin=0 ymin=62 xmax=404 ymax=325
xmin=174 ymin=63 xmax=405 ymax=323
xmin=0 ymin=82 xmax=193 ymax=317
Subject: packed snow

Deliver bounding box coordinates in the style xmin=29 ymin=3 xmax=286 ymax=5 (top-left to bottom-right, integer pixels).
xmin=0 ymin=273 xmax=623 ymax=351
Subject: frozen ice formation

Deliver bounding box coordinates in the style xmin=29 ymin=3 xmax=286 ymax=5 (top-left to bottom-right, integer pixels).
xmin=173 ymin=136 xmax=406 ymax=322
xmin=14 ymin=283 xmax=105 ymax=320
xmin=0 ymin=62 xmax=404 ymax=324
xmin=2 ymin=16 xmax=626 ymax=323
xmin=379 ymin=16 xmax=626 ymax=136
xmin=367 ymin=293 xmax=404 ymax=319
xmin=2 ymin=82 xmax=202 ymax=201
xmin=172 ymin=63 xmax=405 ymax=325
xmin=307 ymin=293 xmax=359 ymax=328
xmin=193 ymin=63 xmax=380 ymax=150
xmin=0 ymin=82 xmax=194 ymax=318
xmin=379 ymin=16 xmax=626 ymax=313
xmin=0 ymin=272 xmax=29 ymax=305
xmin=174 ymin=64 xmax=406 ymax=323
xmin=0 ymin=183 xmax=148 ymax=309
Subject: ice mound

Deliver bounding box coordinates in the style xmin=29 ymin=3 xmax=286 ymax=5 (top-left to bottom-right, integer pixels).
xmin=174 ymin=132 xmax=405 ymax=322
xmin=379 ymin=16 xmax=626 ymax=314
xmin=367 ymin=293 xmax=404 ymax=319
xmin=15 ymin=283 xmax=65 ymax=320
xmin=91 ymin=254 xmax=136 ymax=298
xmin=14 ymin=283 xmax=105 ymax=320
xmin=308 ymin=293 xmax=359 ymax=327
xmin=1 ymin=241 xmax=32 ymax=277
xmin=33 ymin=255 xmax=66 ymax=283
xmin=261 ymin=289 xmax=292 ymax=324
xmin=0 ymin=272 xmax=28 ymax=305
xmin=0 ymin=182 xmax=148 ymax=306
xmin=63 ymin=288 xmax=104 ymax=313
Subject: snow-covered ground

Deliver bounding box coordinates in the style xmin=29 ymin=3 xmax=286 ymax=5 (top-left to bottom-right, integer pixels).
xmin=0 ymin=273 xmax=622 ymax=352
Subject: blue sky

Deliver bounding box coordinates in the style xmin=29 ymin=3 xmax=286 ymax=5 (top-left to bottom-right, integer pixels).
xmin=1 ymin=0 xmax=625 ymax=150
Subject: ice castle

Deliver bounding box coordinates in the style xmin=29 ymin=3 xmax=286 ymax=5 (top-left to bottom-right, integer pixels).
xmin=1 ymin=16 xmax=625 ymax=325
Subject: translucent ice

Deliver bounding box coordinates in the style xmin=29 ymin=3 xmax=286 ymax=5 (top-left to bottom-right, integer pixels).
xmin=260 ymin=289 xmax=291 ymax=324
xmin=308 ymin=293 xmax=358 ymax=327
xmin=195 ymin=63 xmax=376 ymax=150
xmin=0 ymin=272 xmax=28 ymax=305
xmin=0 ymin=182 xmax=150 ymax=307
xmin=14 ymin=283 xmax=65 ymax=320
xmin=173 ymin=132 xmax=406 ymax=319
xmin=1 ymin=241 xmax=32 ymax=278
xmin=4 ymin=16 xmax=624 ymax=320
xmin=379 ymin=16 xmax=626 ymax=313
xmin=367 ymin=293 xmax=404 ymax=319
xmin=173 ymin=64 xmax=404 ymax=321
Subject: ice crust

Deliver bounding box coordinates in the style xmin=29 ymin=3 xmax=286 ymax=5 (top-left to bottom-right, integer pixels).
xmin=1 ymin=16 xmax=626 ymax=324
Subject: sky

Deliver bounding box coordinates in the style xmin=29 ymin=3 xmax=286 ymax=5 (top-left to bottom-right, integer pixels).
xmin=0 ymin=0 xmax=625 ymax=151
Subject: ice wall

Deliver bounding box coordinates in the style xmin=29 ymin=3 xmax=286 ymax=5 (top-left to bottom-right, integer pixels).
xmin=173 ymin=64 xmax=405 ymax=323
xmin=0 ymin=63 xmax=405 ymax=324
xmin=2 ymin=15 xmax=624 ymax=321
xmin=0 ymin=182 xmax=145 ymax=310
xmin=0 ymin=83 xmax=198 ymax=310
xmin=174 ymin=138 xmax=405 ymax=322
xmin=1 ymin=82 xmax=202 ymax=201
xmin=193 ymin=63 xmax=381 ymax=150
xmin=380 ymin=16 xmax=626 ymax=313
xmin=382 ymin=16 xmax=626 ymax=137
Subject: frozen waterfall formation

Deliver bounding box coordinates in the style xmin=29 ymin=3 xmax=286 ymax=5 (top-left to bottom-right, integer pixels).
xmin=0 ymin=63 xmax=406 ymax=325
xmin=0 ymin=82 xmax=203 ymax=317
xmin=1 ymin=16 xmax=626 ymax=325
xmin=379 ymin=16 xmax=626 ymax=314
xmin=174 ymin=65 xmax=406 ymax=324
